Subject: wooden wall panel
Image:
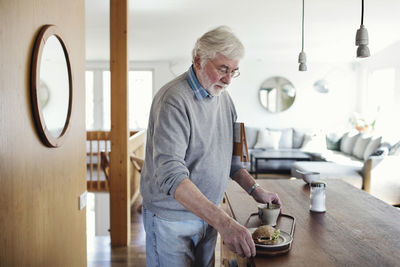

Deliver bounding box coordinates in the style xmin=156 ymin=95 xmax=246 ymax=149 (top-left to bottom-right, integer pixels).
xmin=0 ymin=0 xmax=86 ymax=266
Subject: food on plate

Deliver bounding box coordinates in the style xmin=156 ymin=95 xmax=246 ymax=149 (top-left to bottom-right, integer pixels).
xmin=252 ymin=225 xmax=280 ymax=245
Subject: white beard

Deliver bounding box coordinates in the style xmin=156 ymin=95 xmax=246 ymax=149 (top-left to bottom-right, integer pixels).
xmin=207 ymin=84 xmax=227 ymax=96
xmin=196 ymin=68 xmax=228 ymax=97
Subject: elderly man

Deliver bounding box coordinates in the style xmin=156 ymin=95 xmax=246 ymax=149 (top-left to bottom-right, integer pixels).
xmin=140 ymin=26 xmax=281 ymax=267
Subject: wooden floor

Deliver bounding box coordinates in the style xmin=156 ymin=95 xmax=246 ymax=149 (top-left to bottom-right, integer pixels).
xmin=87 ymin=202 xmax=146 ymax=267
xmin=87 ymin=202 xmax=221 ymax=267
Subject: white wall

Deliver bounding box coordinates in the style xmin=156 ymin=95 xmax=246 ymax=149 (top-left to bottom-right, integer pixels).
xmin=229 ymin=59 xmax=357 ymax=132
xmin=355 ymin=41 xmax=400 ymax=143
xmin=354 ymin=41 xmax=400 ymax=115
xmin=94 ymin=193 xmax=110 ymax=236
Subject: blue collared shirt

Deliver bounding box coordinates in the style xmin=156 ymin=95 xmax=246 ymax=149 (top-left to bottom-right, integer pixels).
xmin=187 ymin=65 xmax=210 ymax=101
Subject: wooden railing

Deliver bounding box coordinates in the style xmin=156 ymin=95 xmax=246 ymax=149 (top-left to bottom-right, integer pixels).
xmin=86 ymin=130 xmax=146 ymax=201
xmin=86 ymin=131 xmax=111 ymax=192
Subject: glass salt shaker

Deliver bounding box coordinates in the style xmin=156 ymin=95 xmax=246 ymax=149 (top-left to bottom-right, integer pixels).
xmin=310 ymin=181 xmax=326 ymax=212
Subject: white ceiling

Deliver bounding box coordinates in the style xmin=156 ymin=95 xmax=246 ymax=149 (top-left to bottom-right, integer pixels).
xmin=86 ymin=0 xmax=400 ymax=64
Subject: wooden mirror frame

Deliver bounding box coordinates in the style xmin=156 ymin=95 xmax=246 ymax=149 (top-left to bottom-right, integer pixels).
xmin=30 ymin=25 xmax=73 ymax=148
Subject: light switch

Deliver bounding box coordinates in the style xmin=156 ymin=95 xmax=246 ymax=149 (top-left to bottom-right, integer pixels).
xmin=79 ymin=191 xmax=88 ymax=210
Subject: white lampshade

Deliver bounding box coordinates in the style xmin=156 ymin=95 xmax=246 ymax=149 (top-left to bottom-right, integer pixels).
xmin=313 ymin=79 xmax=329 ymax=93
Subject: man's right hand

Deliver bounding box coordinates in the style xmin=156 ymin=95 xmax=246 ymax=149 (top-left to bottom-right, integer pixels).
xmin=174 ymin=179 xmax=256 ymax=258
xmin=217 ymin=217 xmax=256 ymax=258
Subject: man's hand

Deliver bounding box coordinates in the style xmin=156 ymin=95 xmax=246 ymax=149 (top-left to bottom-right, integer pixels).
xmin=174 ymin=179 xmax=256 ymax=258
xmin=217 ymin=216 xmax=256 ymax=258
xmin=251 ymin=187 xmax=281 ymax=206
xmin=232 ymin=168 xmax=282 ymax=207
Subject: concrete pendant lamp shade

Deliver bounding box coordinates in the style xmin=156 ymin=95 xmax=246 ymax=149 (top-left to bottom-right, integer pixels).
xmin=356 ymin=0 xmax=370 ymax=58
xmin=356 ymin=25 xmax=370 ymax=57
xmin=298 ymin=0 xmax=307 ymax=71
xmin=298 ymin=51 xmax=307 ymax=71
xmin=357 ymin=44 xmax=370 ymax=58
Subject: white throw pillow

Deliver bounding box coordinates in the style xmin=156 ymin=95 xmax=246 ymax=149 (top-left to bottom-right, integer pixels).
xmin=244 ymin=126 xmax=259 ymax=148
xmin=270 ymin=130 xmax=282 ymax=149
xmin=352 ymin=134 xmax=372 ymax=160
xmin=277 ymin=128 xmax=293 ymax=149
xmin=254 ymin=129 xmax=282 ymax=150
xmin=340 ymin=131 xmax=360 ymax=154
xmin=363 ymin=136 xmax=382 ymax=160
xmin=301 ymin=131 xmax=323 ymax=152
xmin=292 ymin=128 xmax=305 ymax=149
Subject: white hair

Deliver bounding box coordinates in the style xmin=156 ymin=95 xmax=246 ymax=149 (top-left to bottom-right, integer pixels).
xmin=192 ymin=26 xmax=245 ymax=66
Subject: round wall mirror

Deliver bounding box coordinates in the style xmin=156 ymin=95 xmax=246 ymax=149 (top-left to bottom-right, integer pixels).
xmin=259 ymin=76 xmax=296 ymax=113
xmin=31 ymin=25 xmax=72 ymax=147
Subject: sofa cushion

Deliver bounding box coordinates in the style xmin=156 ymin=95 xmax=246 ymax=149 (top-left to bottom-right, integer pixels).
xmin=326 ymin=133 xmax=342 ymax=151
xmin=363 ymin=136 xmax=382 ymax=161
xmin=254 ymin=129 xmax=282 ymax=149
xmin=340 ymin=132 xmax=360 ymax=155
xmin=292 ymin=128 xmax=305 ymax=149
xmin=389 ymin=140 xmax=400 ymax=156
xmin=245 ymin=126 xmax=259 ymax=148
xmin=321 ymin=150 xmax=364 ymax=168
xmin=273 ymin=128 xmax=293 ymax=149
xmin=352 ymin=134 xmax=372 ymax=160
xmin=301 ymin=131 xmax=326 ymax=153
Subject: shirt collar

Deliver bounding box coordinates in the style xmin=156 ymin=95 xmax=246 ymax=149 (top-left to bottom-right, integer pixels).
xmin=187 ymin=65 xmax=210 ymax=101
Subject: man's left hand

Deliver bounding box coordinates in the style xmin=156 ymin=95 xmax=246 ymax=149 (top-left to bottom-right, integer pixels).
xmin=251 ymin=187 xmax=281 ymax=206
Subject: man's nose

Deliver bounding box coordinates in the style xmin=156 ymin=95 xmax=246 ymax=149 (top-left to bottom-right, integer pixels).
xmin=221 ymin=74 xmax=232 ymax=84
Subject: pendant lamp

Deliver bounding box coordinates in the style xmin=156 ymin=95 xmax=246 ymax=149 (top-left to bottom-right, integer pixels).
xmin=355 ymin=0 xmax=370 ymax=58
xmin=298 ymin=0 xmax=307 ymax=71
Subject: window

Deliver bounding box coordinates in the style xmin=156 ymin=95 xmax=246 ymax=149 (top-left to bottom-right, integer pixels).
xmin=85 ymin=71 xmax=94 ymax=130
xmin=85 ymin=68 xmax=153 ymax=131
xmin=129 ymin=71 xmax=153 ymax=129
xmin=102 ymin=71 xmax=111 ymax=130
xmin=366 ymin=68 xmax=399 ymax=140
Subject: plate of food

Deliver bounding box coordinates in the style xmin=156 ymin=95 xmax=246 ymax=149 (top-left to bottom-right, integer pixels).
xmin=247 ymin=214 xmax=295 ymax=255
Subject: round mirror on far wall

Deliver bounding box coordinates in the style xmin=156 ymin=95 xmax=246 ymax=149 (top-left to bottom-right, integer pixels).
xmin=31 ymin=25 xmax=72 ymax=147
xmin=259 ymin=76 xmax=296 ymax=113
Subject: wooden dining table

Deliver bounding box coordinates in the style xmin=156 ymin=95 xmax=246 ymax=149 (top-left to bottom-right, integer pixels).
xmin=221 ymin=179 xmax=400 ymax=267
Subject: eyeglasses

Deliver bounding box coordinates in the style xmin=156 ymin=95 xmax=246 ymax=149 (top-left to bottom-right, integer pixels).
xmin=210 ymin=61 xmax=240 ymax=78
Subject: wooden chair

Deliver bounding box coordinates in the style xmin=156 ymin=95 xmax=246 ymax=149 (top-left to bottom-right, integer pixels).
xmin=130 ymin=153 xmax=144 ymax=212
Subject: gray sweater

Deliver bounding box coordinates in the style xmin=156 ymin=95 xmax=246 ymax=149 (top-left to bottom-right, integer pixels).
xmin=140 ymin=72 xmax=242 ymax=220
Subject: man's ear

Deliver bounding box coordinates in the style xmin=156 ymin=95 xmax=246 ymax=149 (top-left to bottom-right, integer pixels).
xmin=193 ymin=56 xmax=202 ymax=69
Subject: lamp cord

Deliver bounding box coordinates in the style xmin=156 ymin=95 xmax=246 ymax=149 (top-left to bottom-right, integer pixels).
xmin=302 ymin=0 xmax=305 ymax=52
xmin=361 ymin=0 xmax=364 ymax=25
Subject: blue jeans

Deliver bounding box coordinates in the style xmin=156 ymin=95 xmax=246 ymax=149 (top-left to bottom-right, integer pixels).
xmin=143 ymin=207 xmax=217 ymax=267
